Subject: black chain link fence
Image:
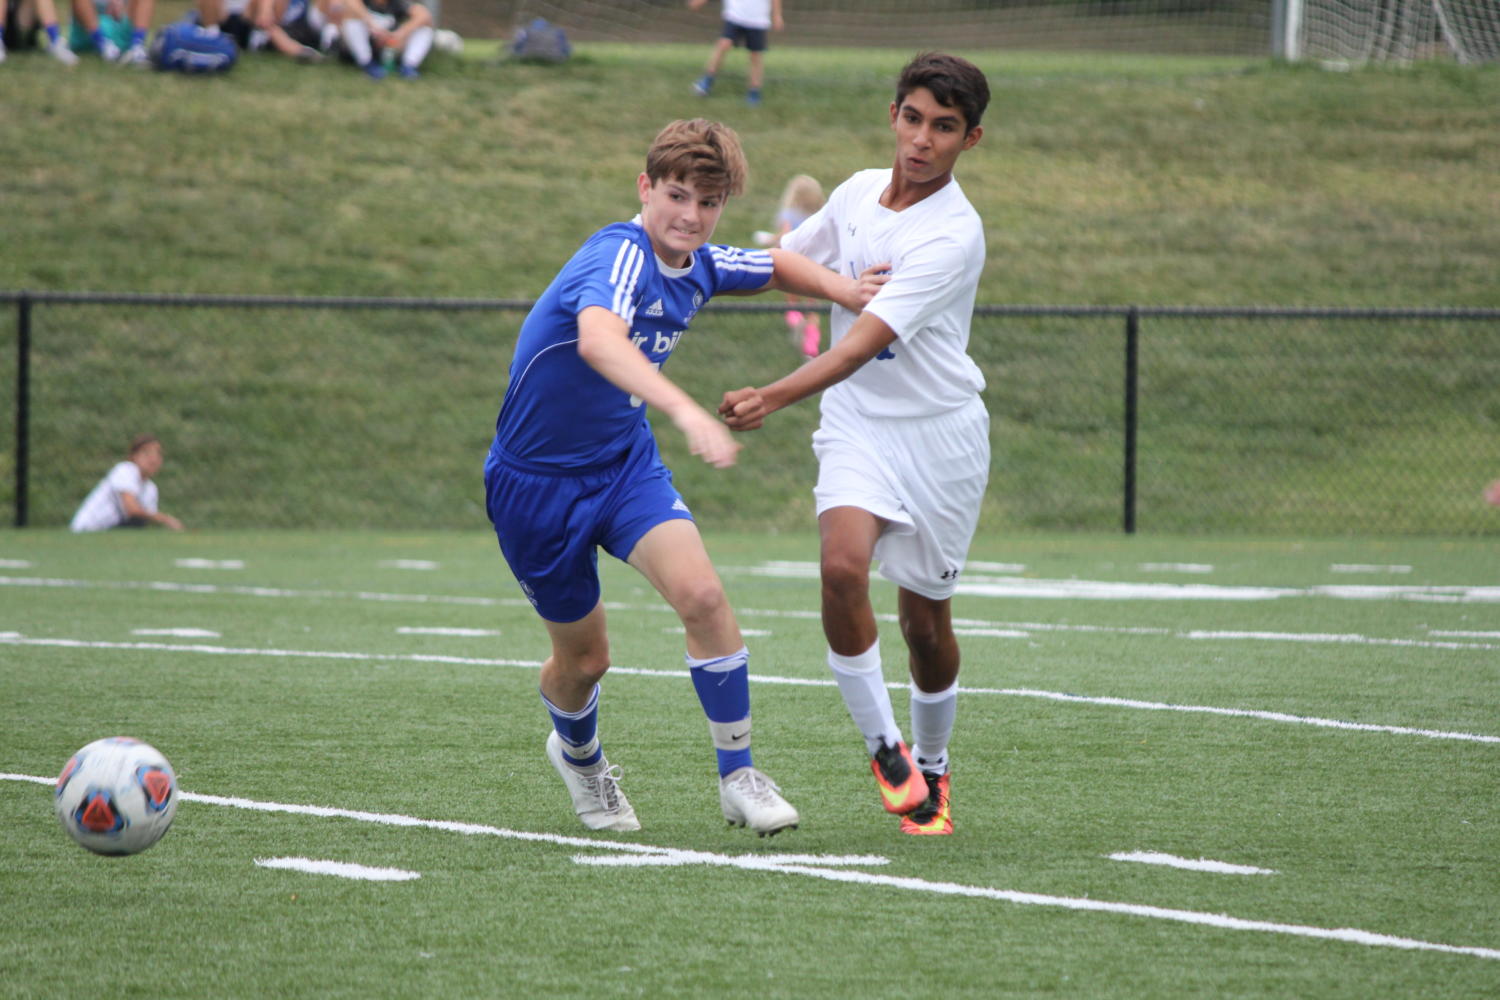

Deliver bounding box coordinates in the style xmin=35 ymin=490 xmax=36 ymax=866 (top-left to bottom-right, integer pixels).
xmin=4 ymin=292 xmax=1497 ymax=536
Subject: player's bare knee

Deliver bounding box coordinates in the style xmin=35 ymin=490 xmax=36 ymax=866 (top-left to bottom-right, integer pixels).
xmin=670 ymin=576 xmax=729 ymax=628
xmin=820 ymin=554 xmax=870 ymax=602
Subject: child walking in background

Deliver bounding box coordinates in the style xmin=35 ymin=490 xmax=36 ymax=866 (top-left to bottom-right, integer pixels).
xmin=754 ymin=174 xmax=825 ymax=358
xmin=688 ymin=0 xmax=782 ymax=106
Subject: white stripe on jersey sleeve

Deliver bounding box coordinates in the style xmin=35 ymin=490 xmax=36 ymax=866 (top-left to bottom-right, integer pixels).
xmin=709 ymin=245 xmax=774 ymax=277
xmin=609 ymin=239 xmax=646 ymax=323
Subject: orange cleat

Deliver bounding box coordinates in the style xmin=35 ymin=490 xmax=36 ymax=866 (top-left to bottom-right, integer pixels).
xmin=899 ymin=772 xmax=952 ymax=836
xmin=870 ymin=740 xmax=929 ymax=815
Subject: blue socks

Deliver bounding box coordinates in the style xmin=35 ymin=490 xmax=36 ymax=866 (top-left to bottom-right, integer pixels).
xmin=688 ymin=647 xmax=753 ymax=777
xmin=543 ymin=648 xmax=756 ymax=778
xmin=542 ymin=684 xmax=602 ymax=768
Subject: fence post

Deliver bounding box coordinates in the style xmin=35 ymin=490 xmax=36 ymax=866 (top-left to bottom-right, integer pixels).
xmin=1123 ymin=306 xmax=1138 ymax=534
xmin=15 ymin=293 xmax=31 ymax=528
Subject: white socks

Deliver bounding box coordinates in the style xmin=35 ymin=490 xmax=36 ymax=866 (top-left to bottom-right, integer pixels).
xmin=828 ymin=641 xmax=900 ymax=756
xmin=401 ymin=24 xmax=433 ymax=69
xmin=341 ymin=18 xmax=373 ymax=66
xmin=909 ymin=680 xmax=957 ymax=776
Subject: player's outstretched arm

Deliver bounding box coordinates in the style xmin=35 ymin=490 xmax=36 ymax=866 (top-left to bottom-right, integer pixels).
xmin=719 ymin=311 xmax=898 ymax=431
xmin=577 ymin=306 xmax=741 ymax=468
xmin=761 ymin=250 xmax=889 ymax=313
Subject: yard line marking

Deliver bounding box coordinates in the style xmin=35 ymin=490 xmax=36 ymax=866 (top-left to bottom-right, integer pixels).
xmin=0 ymin=559 xmax=33 ymax=569
xmin=1331 ymin=564 xmax=1412 ymax=574
xmin=380 ymin=560 xmax=440 ymax=571
xmin=953 ymin=628 xmax=1032 ymax=638
xmin=957 ymin=684 xmax=1500 ymax=744
xmin=571 ymin=853 xmax=889 ymax=868
xmin=254 ymin=857 xmax=421 ymax=881
xmin=11 ymin=571 xmax=1500 ymax=607
xmin=1431 ymin=630 xmax=1500 ymax=639
xmin=1139 ymin=563 xmax=1214 ymax=573
xmin=5 ymin=575 xmax=1494 ymax=653
xmin=2 ymin=773 xmax=1494 ymax=962
xmin=1184 ymin=630 xmax=1500 ymax=651
xmin=133 ymin=628 xmax=222 ymax=638
xmin=734 ymin=563 xmax=1500 ymax=604
xmin=174 ymin=559 xmax=245 ymax=570
xmin=964 ymin=561 xmax=1027 ymax=573
xmin=1109 ymin=851 xmax=1277 ymax=875
xmin=396 ymin=627 xmax=501 ymax=637
xmin=2 ymin=632 xmax=1496 ymax=745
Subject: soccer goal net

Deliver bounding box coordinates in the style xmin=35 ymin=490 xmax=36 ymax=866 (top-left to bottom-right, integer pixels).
xmin=1277 ymin=0 xmax=1499 ymax=64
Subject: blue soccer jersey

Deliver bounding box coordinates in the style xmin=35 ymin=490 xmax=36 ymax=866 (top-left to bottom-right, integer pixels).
xmin=491 ymin=220 xmax=774 ymax=470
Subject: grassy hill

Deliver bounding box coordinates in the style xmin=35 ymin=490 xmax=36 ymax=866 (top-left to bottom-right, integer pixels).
xmin=3 ymin=43 xmax=1497 ymax=306
xmin=1 ymin=44 xmax=1497 ymax=535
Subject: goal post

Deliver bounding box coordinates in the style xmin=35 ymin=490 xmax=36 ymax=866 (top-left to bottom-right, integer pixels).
xmin=1272 ymin=0 xmax=1499 ymax=65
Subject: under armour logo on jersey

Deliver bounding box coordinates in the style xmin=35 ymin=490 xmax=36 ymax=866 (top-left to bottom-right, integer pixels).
xmin=644 ymin=298 xmax=665 ymax=317
xmin=672 ymin=498 xmax=691 ymax=513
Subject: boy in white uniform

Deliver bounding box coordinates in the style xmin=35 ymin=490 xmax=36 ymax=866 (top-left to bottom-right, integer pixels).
xmin=721 ymin=51 xmax=990 ymax=836
xmin=71 ymin=434 xmax=185 ymax=532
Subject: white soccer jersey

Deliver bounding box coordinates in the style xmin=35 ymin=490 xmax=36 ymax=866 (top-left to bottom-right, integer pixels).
xmin=723 ymin=0 xmax=773 ymax=30
xmin=69 ymin=461 xmax=157 ymax=532
xmin=781 ymin=167 xmax=985 ymax=418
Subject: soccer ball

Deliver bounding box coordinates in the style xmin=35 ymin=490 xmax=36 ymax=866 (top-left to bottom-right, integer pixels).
xmin=55 ymin=737 xmax=179 ymax=856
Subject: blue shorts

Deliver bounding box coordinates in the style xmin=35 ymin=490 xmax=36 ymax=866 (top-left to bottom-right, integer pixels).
xmin=484 ymin=433 xmax=694 ymax=624
xmin=720 ymin=20 xmax=768 ymax=52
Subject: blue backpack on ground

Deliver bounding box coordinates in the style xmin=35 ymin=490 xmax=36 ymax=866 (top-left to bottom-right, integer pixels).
xmin=509 ymin=17 xmax=570 ymax=63
xmin=150 ymin=20 xmax=238 ymax=73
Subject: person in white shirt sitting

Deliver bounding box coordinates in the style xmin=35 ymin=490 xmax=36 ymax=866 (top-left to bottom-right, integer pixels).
xmin=70 ymin=433 xmax=184 ymax=532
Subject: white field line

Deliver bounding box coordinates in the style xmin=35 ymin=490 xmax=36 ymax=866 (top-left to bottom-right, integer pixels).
xmin=174 ymin=559 xmax=245 ymax=570
xmin=1 ymin=632 xmax=1495 ymax=745
xmin=3 ymin=773 xmax=1496 ymax=962
xmin=1109 ymin=851 xmax=1278 ymax=875
xmin=254 ymin=857 xmax=421 ymax=881
xmin=8 ymin=572 xmax=1500 ymax=609
xmin=396 ymin=627 xmax=501 ymax=637
xmin=133 ymin=628 xmax=222 ymax=638
xmin=3 ymin=575 xmax=1497 ymax=654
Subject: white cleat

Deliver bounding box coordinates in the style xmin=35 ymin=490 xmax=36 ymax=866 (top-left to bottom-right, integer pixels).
xmin=118 ymin=43 xmax=150 ymax=66
xmin=545 ymin=731 xmax=639 ymax=832
xmin=49 ymin=37 xmax=80 ymax=65
xmin=720 ymin=766 xmax=799 ymax=837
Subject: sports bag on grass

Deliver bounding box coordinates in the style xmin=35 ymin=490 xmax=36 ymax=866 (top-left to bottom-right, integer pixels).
xmin=509 ymin=17 xmax=570 ymax=63
xmin=151 ymin=20 xmax=238 ymax=73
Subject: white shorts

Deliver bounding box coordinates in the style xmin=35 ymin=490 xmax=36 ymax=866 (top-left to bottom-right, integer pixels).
xmin=812 ymin=391 xmax=990 ymax=600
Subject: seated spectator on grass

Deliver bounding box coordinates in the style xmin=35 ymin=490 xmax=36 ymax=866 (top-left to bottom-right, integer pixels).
xmin=70 ymin=434 xmax=185 ymax=533
xmin=69 ymin=0 xmax=224 ymax=64
xmin=67 ymin=0 xmax=153 ymax=63
xmin=1 ymin=0 xmax=81 ymax=64
xmin=362 ymin=0 xmax=430 ymax=78
xmin=321 ymin=0 xmax=429 ymax=79
xmin=220 ymin=0 xmax=322 ymax=61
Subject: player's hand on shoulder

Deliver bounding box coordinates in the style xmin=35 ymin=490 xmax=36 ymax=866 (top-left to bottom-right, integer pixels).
xmin=719 ymin=387 xmax=766 ymax=432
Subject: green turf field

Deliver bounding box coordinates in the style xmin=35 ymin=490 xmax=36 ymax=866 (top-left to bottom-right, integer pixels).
xmin=2 ymin=529 xmax=1496 ymax=998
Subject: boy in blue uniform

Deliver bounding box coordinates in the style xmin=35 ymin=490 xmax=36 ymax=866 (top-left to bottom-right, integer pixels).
xmin=486 ymin=118 xmax=878 ymax=835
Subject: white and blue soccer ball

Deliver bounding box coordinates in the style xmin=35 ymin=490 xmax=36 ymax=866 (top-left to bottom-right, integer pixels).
xmin=55 ymin=737 xmax=179 ymax=856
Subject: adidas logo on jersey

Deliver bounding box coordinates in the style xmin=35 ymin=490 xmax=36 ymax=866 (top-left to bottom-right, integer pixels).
xmin=644 ymin=298 xmax=665 ymax=317
xmin=672 ymin=498 xmax=690 ymax=513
